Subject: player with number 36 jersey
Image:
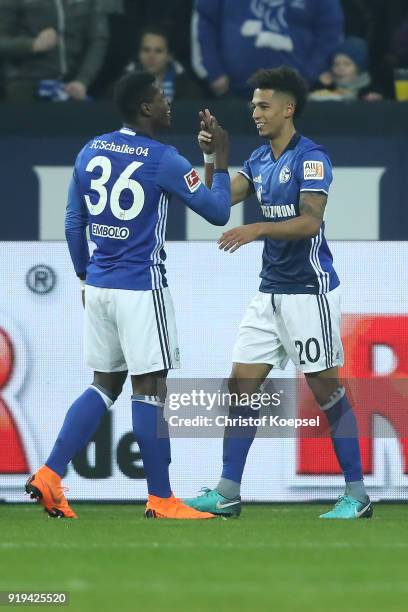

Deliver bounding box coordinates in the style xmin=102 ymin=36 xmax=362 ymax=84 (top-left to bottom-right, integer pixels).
xmin=26 ymin=72 xmax=230 ymax=520
xmin=69 ymin=127 xmax=227 ymax=291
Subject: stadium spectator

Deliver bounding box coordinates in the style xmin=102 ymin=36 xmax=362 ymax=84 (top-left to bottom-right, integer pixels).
xmin=378 ymin=17 xmax=408 ymax=102
xmin=90 ymin=0 xmax=135 ymax=98
xmin=0 ymin=0 xmax=108 ymax=102
xmin=139 ymin=0 xmax=194 ymax=70
xmin=95 ymin=0 xmax=194 ymax=98
xmin=392 ymin=17 xmax=408 ymax=68
xmin=104 ymin=0 xmax=124 ymax=12
xmin=124 ymin=27 xmax=203 ymax=102
xmin=366 ymin=0 xmax=408 ymax=98
xmin=340 ymin=0 xmax=372 ymax=39
xmin=191 ymin=0 xmax=344 ymax=97
xmin=310 ymin=37 xmax=382 ymax=101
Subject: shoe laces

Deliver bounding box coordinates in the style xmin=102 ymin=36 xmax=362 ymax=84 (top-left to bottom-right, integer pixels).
xmin=53 ymin=485 xmax=70 ymax=505
xmin=334 ymin=494 xmax=356 ymax=508
xmin=198 ymin=487 xmax=216 ymax=498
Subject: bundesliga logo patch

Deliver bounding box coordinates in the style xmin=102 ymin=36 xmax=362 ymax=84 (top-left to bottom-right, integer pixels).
xmin=184 ymin=168 xmax=202 ymax=193
xmin=303 ymin=161 xmax=324 ymax=180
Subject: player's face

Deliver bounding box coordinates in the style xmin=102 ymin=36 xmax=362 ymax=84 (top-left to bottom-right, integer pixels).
xmin=332 ymin=54 xmax=358 ymax=84
xmin=251 ymin=89 xmax=294 ymax=139
xmin=139 ymin=34 xmax=171 ymax=76
xmin=149 ymin=87 xmax=171 ymax=129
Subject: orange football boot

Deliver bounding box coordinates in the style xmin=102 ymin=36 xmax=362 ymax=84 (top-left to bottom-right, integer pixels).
xmin=145 ymin=494 xmax=215 ymax=519
xmin=25 ymin=465 xmax=78 ymax=519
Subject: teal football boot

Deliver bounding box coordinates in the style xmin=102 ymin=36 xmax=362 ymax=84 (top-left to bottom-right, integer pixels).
xmin=319 ymin=495 xmax=373 ymax=519
xmin=184 ymin=488 xmax=241 ymax=518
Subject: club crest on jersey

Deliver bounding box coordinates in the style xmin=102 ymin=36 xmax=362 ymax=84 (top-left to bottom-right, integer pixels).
xmin=184 ymin=168 xmax=201 ymax=193
xmin=279 ymin=166 xmax=292 ymax=183
xmin=303 ymin=161 xmax=324 ymax=180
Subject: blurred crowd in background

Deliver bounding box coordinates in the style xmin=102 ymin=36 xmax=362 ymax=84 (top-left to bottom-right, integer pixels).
xmin=0 ymin=0 xmax=407 ymax=104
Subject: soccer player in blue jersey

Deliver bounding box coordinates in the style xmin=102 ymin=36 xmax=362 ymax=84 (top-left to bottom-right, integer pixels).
xmin=185 ymin=66 xmax=372 ymax=520
xmin=26 ymin=71 xmax=231 ymax=520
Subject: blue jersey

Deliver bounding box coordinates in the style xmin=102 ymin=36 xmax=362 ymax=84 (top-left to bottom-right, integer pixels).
xmin=65 ymin=127 xmax=230 ymax=290
xmin=193 ymin=0 xmax=344 ymax=92
xmin=239 ymin=133 xmax=339 ymax=295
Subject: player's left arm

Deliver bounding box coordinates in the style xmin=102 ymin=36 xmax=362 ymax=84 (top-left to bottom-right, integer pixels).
xmin=218 ymin=192 xmax=326 ymax=252
xmin=219 ymin=150 xmax=332 ymax=252
xmin=156 ymin=148 xmax=231 ymax=226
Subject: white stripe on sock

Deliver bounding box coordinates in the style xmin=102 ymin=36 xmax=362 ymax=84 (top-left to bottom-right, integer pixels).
xmin=320 ymin=386 xmax=346 ymax=411
xmin=132 ymin=394 xmax=164 ymax=408
xmin=90 ymin=385 xmax=114 ymax=409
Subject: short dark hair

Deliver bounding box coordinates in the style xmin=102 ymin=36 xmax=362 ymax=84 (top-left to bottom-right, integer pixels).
xmin=139 ymin=25 xmax=171 ymax=52
xmin=114 ymin=72 xmax=156 ymax=123
xmin=248 ymin=66 xmax=308 ymax=117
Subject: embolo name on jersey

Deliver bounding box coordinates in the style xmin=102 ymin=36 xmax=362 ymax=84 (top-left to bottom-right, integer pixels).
xmin=73 ymin=127 xmax=174 ymax=291
xmin=66 ymin=127 xmax=231 ymax=291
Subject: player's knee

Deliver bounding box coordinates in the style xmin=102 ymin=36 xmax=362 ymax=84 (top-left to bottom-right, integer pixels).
xmin=305 ymin=371 xmax=341 ymax=407
xmin=90 ymin=383 xmax=120 ymax=408
xmin=228 ymin=363 xmax=268 ymax=399
xmin=92 ymin=371 xmax=127 ymax=404
xmin=131 ymin=371 xmax=167 ymax=398
xmin=230 ymin=363 xmax=250 ymax=381
xmin=318 ymin=386 xmax=346 ymax=412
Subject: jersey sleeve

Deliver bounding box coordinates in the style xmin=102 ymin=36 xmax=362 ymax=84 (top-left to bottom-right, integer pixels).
xmin=237 ymin=158 xmax=253 ymax=184
xmin=297 ymin=150 xmax=333 ymax=195
xmin=156 ymin=148 xmax=231 ymax=226
xmin=192 ymin=0 xmax=225 ymax=83
xmin=65 ymin=159 xmax=90 ymax=279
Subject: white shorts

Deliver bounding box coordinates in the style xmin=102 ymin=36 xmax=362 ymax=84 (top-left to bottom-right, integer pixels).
xmin=84 ymin=285 xmax=180 ymax=375
xmin=232 ymin=287 xmax=344 ymax=373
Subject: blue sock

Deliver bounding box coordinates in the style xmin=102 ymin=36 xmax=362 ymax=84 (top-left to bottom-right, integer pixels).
xmin=46 ymin=386 xmax=112 ymax=478
xmin=132 ymin=395 xmax=171 ymax=498
xmin=220 ymin=405 xmax=258 ymax=485
xmin=323 ymin=388 xmax=363 ymax=483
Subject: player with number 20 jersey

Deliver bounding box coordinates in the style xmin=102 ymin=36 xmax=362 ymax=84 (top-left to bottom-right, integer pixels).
xmin=185 ymin=67 xmax=372 ymax=521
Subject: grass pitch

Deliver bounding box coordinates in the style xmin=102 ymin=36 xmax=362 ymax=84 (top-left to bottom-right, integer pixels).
xmin=1 ymin=504 xmax=407 ymax=611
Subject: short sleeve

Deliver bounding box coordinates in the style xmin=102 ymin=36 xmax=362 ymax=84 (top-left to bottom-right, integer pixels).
xmin=237 ymin=158 xmax=253 ymax=184
xmin=297 ymin=150 xmax=333 ymax=195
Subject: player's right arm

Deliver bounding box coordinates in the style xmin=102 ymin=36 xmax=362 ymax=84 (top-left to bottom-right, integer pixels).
xmin=203 ymin=159 xmax=253 ymax=205
xmin=65 ymin=159 xmax=90 ymax=281
xmin=230 ymin=172 xmax=255 ymax=205
xmin=198 ymin=109 xmax=254 ymax=205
